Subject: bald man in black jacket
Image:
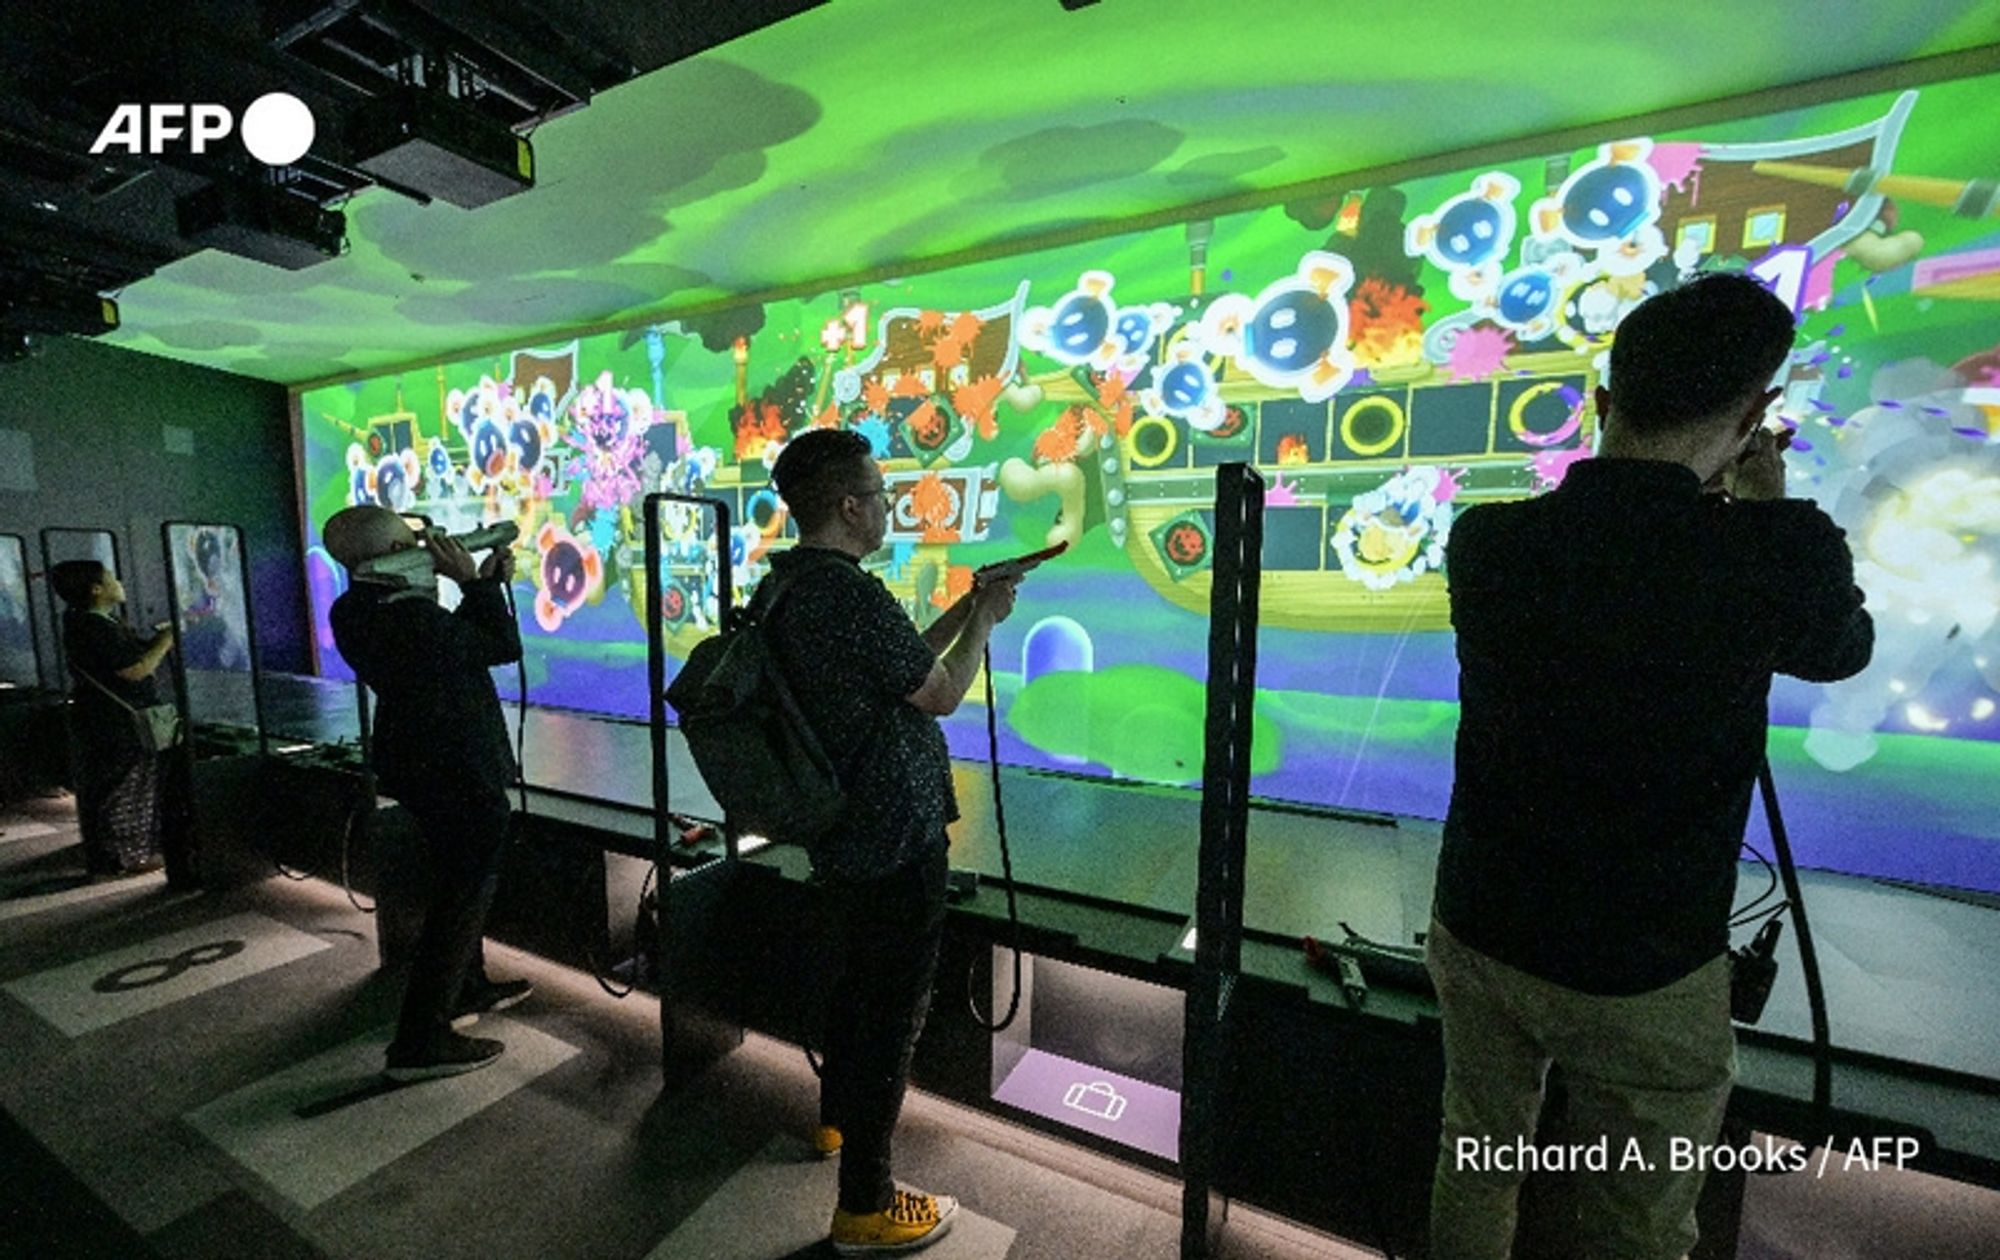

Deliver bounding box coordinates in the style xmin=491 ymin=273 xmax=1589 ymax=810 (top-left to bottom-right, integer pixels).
xmin=326 ymin=506 xmax=532 ymax=1081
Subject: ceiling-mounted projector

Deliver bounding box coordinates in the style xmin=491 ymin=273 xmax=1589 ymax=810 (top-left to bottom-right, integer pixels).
xmin=347 ymin=87 xmax=535 ymax=209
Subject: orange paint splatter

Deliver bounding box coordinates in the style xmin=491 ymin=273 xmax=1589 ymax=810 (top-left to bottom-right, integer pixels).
xmin=863 ymin=378 xmax=892 ymax=416
xmin=953 ymin=376 xmax=1006 ymax=440
xmin=931 ymin=563 xmax=976 ymax=608
xmin=1033 ymin=408 xmax=1086 ymax=464
xmin=946 ymin=311 xmax=983 ymax=348
xmin=892 ymin=373 xmax=931 ymax=399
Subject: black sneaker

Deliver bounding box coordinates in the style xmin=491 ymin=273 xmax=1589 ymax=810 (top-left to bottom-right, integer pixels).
xmin=384 ymin=1031 xmax=504 ymax=1082
xmin=449 ymin=977 xmax=533 ymax=1030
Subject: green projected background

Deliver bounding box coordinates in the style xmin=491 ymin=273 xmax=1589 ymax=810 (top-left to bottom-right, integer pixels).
xmin=304 ymin=69 xmax=2000 ymax=893
xmin=101 ymin=0 xmax=2000 ymax=384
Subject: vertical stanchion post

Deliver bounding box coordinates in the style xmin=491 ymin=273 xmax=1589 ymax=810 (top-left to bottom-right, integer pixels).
xmin=1181 ymin=462 xmax=1264 ymax=1259
xmin=645 ymin=490 xmax=745 ymax=1087
xmin=156 ymin=522 xmax=201 ymax=888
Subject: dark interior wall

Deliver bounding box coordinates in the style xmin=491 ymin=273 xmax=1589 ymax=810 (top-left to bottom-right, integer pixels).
xmin=0 ymin=337 xmax=305 ymax=685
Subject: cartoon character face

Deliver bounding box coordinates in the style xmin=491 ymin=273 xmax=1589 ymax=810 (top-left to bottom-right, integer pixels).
xmin=1140 ymin=339 xmax=1226 ymax=432
xmin=525 ymin=377 xmax=559 ymax=425
xmin=1494 ymin=268 xmax=1556 ymax=329
xmin=1484 ymin=252 xmax=1586 ymax=341
xmin=345 ymin=444 xmax=421 ymax=511
xmin=449 ymin=375 xmax=557 ymax=503
xmin=510 ymin=416 xmax=545 ymax=471
xmin=1530 ymin=140 xmax=1662 ymax=253
xmin=532 ymin=521 xmax=604 ymax=633
xmin=1164 ymin=521 xmax=1208 ymax=566
xmin=1561 ymin=164 xmax=1655 ymax=242
xmin=1047 ymin=292 xmax=1110 ymax=358
xmin=1022 ymin=272 xmax=1121 ymax=370
xmin=1329 ymin=466 xmax=1455 ymax=592
xmin=1158 ymin=361 xmax=1211 ymax=412
xmin=1407 ymin=173 xmax=1520 ymax=296
xmin=1114 ymin=309 xmax=1154 ymax=357
xmin=1245 ymin=290 xmax=1342 ymax=375
xmin=470 ymin=418 xmax=510 ymax=481
xmin=1199 ymin=251 xmax=1355 ymax=404
xmin=1107 ymin=301 xmax=1179 ymax=375
xmin=907 ymin=399 xmax=950 ymax=448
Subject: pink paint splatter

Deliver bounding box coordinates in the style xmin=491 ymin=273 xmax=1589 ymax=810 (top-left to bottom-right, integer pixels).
xmin=1445 ymin=325 xmax=1514 ymax=383
xmin=1802 ymin=249 xmax=1842 ymax=312
xmin=1266 ymin=473 xmax=1301 ymax=508
xmin=1648 ymin=143 xmax=1705 ymax=196
xmin=1432 ymin=467 xmax=1466 ymax=504
xmin=1530 ymin=445 xmax=1592 ymax=493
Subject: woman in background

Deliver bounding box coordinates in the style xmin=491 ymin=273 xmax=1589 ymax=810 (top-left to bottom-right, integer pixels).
xmin=51 ymin=560 xmax=175 ymax=876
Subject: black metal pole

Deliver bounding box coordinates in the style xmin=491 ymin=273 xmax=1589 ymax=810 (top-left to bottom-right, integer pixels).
xmin=643 ymin=491 xmax=733 ymax=858
xmin=1181 ymin=462 xmax=1264 ymax=1259
xmin=157 ymin=523 xmax=200 ymax=889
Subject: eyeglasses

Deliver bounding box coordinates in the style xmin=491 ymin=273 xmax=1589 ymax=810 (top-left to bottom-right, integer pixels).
xmin=847 ymin=484 xmax=893 ymax=508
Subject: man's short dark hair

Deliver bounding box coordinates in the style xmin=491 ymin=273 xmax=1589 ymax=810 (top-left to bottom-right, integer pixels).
xmin=50 ymin=559 xmax=107 ymax=609
xmin=1607 ymin=272 xmax=1796 ymax=434
xmin=771 ymin=428 xmax=874 ymax=532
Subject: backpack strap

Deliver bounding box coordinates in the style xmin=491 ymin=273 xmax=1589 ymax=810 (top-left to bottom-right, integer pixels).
xmin=742 ymin=547 xmax=847 ymax=628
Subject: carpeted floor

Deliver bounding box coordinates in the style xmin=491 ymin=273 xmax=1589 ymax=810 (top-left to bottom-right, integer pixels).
xmin=4 ymin=790 xmax=1997 ymax=1260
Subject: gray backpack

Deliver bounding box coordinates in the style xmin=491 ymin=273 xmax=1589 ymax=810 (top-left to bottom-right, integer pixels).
xmin=666 ymin=556 xmax=846 ymax=846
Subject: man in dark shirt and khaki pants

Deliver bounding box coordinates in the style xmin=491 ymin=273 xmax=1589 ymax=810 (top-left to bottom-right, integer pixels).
xmin=1429 ymin=274 xmax=1874 ymax=1260
xmin=765 ymin=428 xmax=1020 ymax=1255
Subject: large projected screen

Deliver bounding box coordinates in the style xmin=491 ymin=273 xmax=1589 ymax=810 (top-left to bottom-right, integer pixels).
xmin=300 ymin=72 xmax=2000 ymax=894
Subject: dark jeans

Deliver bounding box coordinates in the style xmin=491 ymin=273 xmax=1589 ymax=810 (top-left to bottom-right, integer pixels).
xmin=390 ymin=784 xmax=512 ymax=1049
xmin=819 ymin=842 xmax=949 ymax=1214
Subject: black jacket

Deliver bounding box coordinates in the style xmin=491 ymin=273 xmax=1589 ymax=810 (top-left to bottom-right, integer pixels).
xmin=1435 ymin=459 xmax=1874 ymax=994
xmin=330 ymin=577 xmax=522 ymax=801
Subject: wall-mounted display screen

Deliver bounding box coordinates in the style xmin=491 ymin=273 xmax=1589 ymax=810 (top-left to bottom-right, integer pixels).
xmin=40 ymin=528 xmax=121 ymax=682
xmin=300 ymin=70 xmax=2000 ymax=894
xmin=0 ymin=535 xmax=37 ymax=688
xmin=167 ymin=523 xmax=258 ymax=731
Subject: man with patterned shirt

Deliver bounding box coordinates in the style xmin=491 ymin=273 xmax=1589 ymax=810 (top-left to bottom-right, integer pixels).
xmin=764 ymin=428 xmax=1019 ymax=1255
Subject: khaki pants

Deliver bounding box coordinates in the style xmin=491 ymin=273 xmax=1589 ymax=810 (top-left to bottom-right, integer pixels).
xmin=1427 ymin=919 xmax=1735 ymax=1260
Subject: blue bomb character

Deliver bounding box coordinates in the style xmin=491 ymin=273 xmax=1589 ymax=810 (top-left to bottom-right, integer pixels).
xmin=1484 ymin=253 xmax=1586 ymax=342
xmin=1531 ymin=140 xmax=1664 ymax=252
xmin=1048 ymin=291 xmax=1109 ymax=358
xmin=470 ymin=417 xmax=509 ymax=486
xmin=1198 ymin=250 xmax=1356 ymax=404
xmin=532 ymin=521 xmax=602 ymax=633
xmin=1406 ymin=173 xmax=1521 ymax=299
xmin=509 ymin=414 xmax=545 ymax=473
xmin=1022 ymin=272 xmax=1122 ymax=370
xmin=1245 ymin=289 xmax=1342 ymax=376
xmin=1139 ymin=339 xmax=1226 ymax=432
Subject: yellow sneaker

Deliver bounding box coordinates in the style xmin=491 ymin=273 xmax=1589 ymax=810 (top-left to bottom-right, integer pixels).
xmin=829 ymin=1188 xmax=958 ymax=1254
xmin=811 ymin=1124 xmax=844 ymax=1159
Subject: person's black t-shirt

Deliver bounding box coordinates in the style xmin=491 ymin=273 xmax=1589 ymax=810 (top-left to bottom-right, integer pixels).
xmin=760 ymin=547 xmax=955 ymax=882
xmin=64 ymin=609 xmax=159 ymax=745
xmin=1436 ymin=459 xmax=1873 ymax=995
